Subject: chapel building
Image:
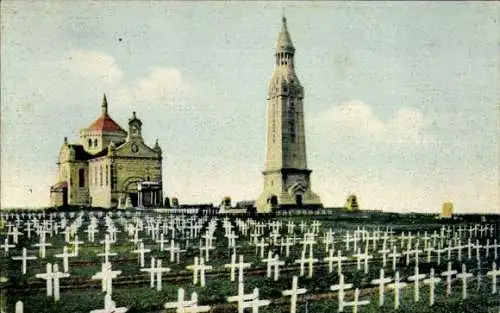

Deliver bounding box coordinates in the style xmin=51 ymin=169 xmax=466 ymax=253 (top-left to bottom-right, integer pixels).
xmin=49 ymin=95 xmax=163 ymax=209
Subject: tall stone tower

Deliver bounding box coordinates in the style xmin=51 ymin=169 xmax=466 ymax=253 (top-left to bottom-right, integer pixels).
xmin=256 ymin=16 xmax=322 ymax=213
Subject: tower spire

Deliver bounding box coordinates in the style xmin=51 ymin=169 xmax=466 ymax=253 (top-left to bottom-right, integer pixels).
xmin=102 ymin=94 xmax=108 ymax=116
xmin=276 ymin=14 xmax=294 ymax=54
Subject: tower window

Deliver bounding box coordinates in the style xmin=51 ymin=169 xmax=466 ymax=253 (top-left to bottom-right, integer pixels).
xmin=78 ymin=168 xmax=85 ymax=187
xmin=88 ymin=139 xmax=92 ymax=148
xmin=99 ymin=165 xmax=103 ymax=186
xmin=105 ymin=165 xmax=108 ymax=186
xmin=94 ymin=139 xmax=98 ymax=147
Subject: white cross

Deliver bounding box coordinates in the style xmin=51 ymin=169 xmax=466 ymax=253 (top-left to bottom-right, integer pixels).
xmin=49 ymin=263 xmax=70 ymax=302
xmin=311 ymin=220 xmax=321 ymax=233
xmin=164 ymin=288 xmax=210 ymax=313
xmin=186 ymin=257 xmax=212 ymax=287
xmin=227 ymin=282 xmax=258 ymax=313
xmin=68 ymin=234 xmax=84 ymax=257
xmin=91 ymin=262 xmax=121 ymax=295
xmin=323 ymin=249 xmax=337 ymax=273
xmin=12 ymin=248 xmax=37 ymax=275
xmin=424 ymin=246 xmax=434 ymax=263
xmin=403 ymin=242 xmax=421 ymax=266
xmin=294 ymin=249 xmax=317 ymax=278
xmin=456 ymin=263 xmax=473 ymax=299
xmin=141 ymin=257 xmax=157 ymax=288
xmin=440 ymin=261 xmax=457 ymax=296
xmin=486 ymin=262 xmax=499 ymax=294
xmin=90 ymin=294 xmax=128 ymax=313
xmin=423 ymin=268 xmax=441 ymax=306
xmin=474 ymin=239 xmax=482 ymax=261
xmin=133 ymin=242 xmax=151 ymax=267
xmin=408 ymin=265 xmax=426 ymax=302
xmin=255 ymin=238 xmax=268 ymax=259
xmin=54 ymin=246 xmax=74 ymax=273
xmin=156 ymin=233 xmax=168 ymax=251
xmin=235 ymin=255 xmax=251 ymax=283
xmin=378 ymin=246 xmax=391 ymax=267
xmin=353 ymin=247 xmax=373 ymax=274
xmin=1 ymin=238 xmax=15 ymax=253
xmin=387 ymin=271 xmax=407 ymax=310
xmin=35 ymin=263 xmax=54 ymax=297
xmin=269 ymin=231 xmax=280 ymax=246
xmin=225 ymin=254 xmax=239 ymax=282
xmin=198 ymin=239 xmax=214 ymax=262
xmin=10 ymin=227 xmax=22 ymax=244
xmin=186 ymin=257 xmax=201 ymax=285
xmin=242 ymin=288 xmax=270 ymax=313
xmin=151 ymin=259 xmax=171 ymax=291
xmin=370 ymin=268 xmax=392 ymax=306
xmin=164 ymin=240 xmax=180 ymax=262
xmin=32 ymin=234 xmax=51 ymax=259
xmin=343 ymin=288 xmax=370 ymax=313
xmin=436 ymin=246 xmax=447 ymax=265
xmin=268 ymin=253 xmax=285 ymax=281
xmin=97 ymin=235 xmax=117 ymax=264
xmin=330 ymin=274 xmax=353 ymax=312
xmin=388 ymin=246 xmax=401 ymax=271
xmin=282 ymin=276 xmax=307 ymax=313
xmin=280 ymin=237 xmax=294 ymax=257
xmin=84 ymin=225 xmax=98 ymax=243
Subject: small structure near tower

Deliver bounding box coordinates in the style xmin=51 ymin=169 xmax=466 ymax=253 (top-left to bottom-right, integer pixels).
xmin=344 ymin=194 xmax=360 ymax=211
xmin=440 ymin=202 xmax=453 ymax=218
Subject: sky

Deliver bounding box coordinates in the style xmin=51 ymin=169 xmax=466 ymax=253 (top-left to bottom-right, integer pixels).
xmin=1 ymin=1 xmax=498 ymax=213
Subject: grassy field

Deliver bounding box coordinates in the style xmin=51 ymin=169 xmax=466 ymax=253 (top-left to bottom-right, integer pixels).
xmin=1 ymin=211 xmax=499 ymax=313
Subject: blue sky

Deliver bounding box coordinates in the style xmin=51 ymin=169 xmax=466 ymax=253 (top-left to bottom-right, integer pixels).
xmin=1 ymin=1 xmax=498 ymax=213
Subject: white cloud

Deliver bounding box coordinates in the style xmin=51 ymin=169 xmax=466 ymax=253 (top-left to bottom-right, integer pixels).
xmin=115 ymin=67 xmax=187 ymax=106
xmin=313 ymin=100 xmax=431 ymax=146
xmin=62 ymin=50 xmax=123 ymax=85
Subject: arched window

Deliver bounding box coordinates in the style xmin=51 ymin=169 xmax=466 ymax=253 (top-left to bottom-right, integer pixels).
xmin=88 ymin=139 xmax=92 ymax=148
xmin=94 ymin=139 xmax=98 ymax=147
xmin=105 ymin=165 xmax=108 ymax=186
xmin=110 ymin=164 xmax=115 ymax=190
xmin=78 ymin=168 xmax=85 ymax=187
xmin=94 ymin=166 xmax=98 ymax=186
xmin=99 ymin=165 xmax=103 ymax=186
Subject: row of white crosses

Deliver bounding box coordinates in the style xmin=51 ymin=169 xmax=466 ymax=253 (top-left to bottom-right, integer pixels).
xmin=3 ymin=214 xmax=499 ymax=313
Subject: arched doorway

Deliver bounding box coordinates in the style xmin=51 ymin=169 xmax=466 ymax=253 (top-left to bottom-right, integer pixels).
xmin=295 ymin=194 xmax=303 ymax=207
xmin=121 ymin=176 xmax=143 ymax=207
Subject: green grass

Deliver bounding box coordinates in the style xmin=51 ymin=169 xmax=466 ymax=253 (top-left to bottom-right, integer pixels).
xmin=1 ymin=213 xmax=498 ymax=313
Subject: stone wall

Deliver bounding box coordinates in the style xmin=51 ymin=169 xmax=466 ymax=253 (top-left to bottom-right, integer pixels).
xmin=68 ymin=161 xmax=89 ymax=206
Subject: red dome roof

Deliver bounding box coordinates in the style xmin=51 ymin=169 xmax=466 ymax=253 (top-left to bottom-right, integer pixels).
xmin=88 ymin=114 xmax=125 ymax=133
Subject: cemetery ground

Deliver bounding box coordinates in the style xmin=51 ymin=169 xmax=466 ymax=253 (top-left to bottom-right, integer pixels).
xmin=0 ymin=210 xmax=499 ymax=313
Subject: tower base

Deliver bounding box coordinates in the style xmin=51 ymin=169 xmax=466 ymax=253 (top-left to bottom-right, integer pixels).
xmin=256 ymin=189 xmax=322 ymax=213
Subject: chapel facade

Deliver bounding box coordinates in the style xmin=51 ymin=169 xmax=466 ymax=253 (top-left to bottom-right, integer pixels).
xmin=49 ymin=95 xmax=163 ymax=209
